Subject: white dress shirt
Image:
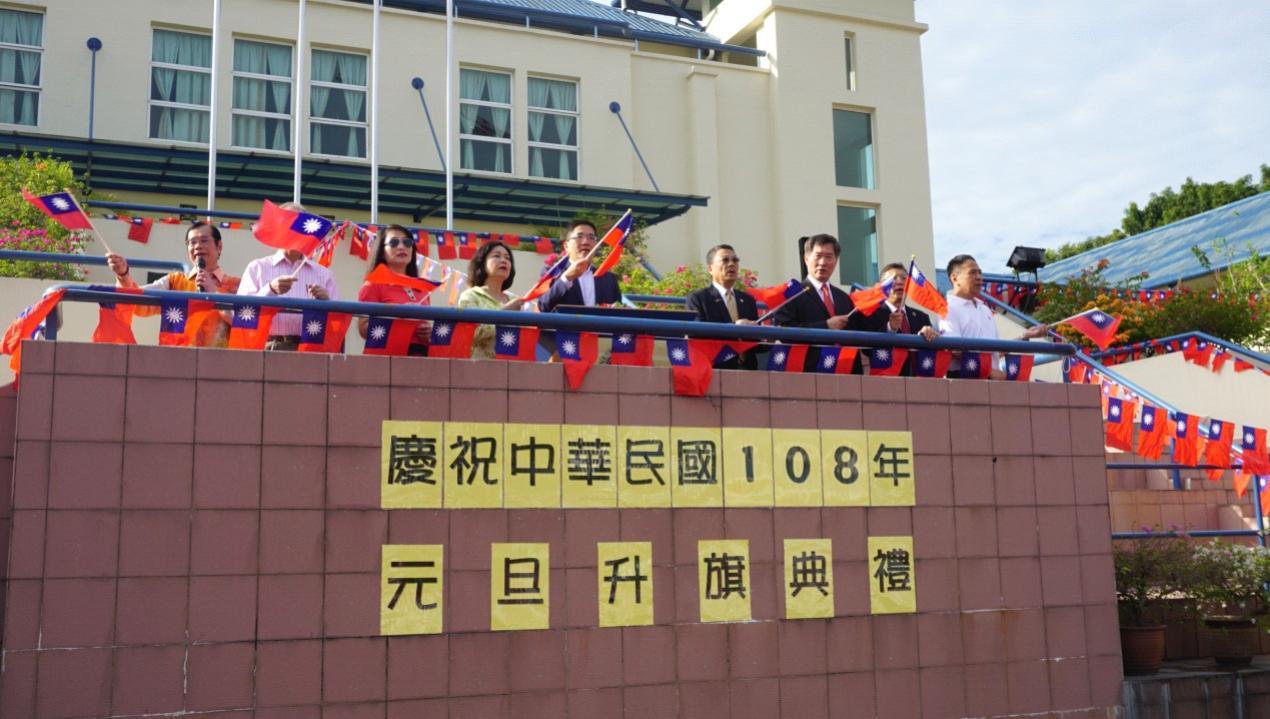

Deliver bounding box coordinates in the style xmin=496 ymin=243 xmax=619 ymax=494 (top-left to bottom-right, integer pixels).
xmin=939 ymin=292 xmax=999 ymax=369
xmin=559 ymin=268 xmax=597 ymax=306
xmin=237 ymin=251 xmax=339 ymax=337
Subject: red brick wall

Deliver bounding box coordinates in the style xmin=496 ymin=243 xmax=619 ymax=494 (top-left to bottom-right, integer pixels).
xmin=1 ymin=341 xmax=1122 ymax=718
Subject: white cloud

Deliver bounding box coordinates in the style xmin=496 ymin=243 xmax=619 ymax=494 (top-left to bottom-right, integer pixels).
xmin=918 ymin=0 xmax=1270 ymax=273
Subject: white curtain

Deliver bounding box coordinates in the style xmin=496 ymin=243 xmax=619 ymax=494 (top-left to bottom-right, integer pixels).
xmin=0 ymin=10 xmax=41 ymax=125
xmin=528 ymin=78 xmax=577 ymax=179
xmin=151 ymin=30 xmax=211 ymax=142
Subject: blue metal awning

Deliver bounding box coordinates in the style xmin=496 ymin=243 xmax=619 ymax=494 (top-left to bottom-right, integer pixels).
xmin=0 ymin=132 xmax=707 ymax=228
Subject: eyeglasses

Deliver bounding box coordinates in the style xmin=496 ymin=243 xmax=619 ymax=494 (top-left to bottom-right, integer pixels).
xmin=385 ymin=238 xmax=416 ymax=248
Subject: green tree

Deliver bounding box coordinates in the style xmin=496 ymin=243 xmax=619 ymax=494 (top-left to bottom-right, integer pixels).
xmin=533 ymin=209 xmax=649 ymax=281
xmin=0 ymin=153 xmax=94 ymax=280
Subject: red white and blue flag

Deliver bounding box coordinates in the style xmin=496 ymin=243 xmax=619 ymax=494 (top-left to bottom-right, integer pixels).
xmin=849 ymin=276 xmax=895 ymax=318
xmin=494 ymin=325 xmax=539 ymax=361
xmin=815 ymin=346 xmax=858 ymax=374
xmin=1241 ymin=426 xmax=1270 ymax=476
xmin=1171 ymin=412 xmax=1200 ymax=466
xmin=905 ymin=260 xmax=948 ymax=318
xmin=592 ymin=209 xmax=635 ymax=278
xmin=1137 ymin=403 xmax=1168 ymax=460
xmin=666 ymin=338 xmax=717 ymax=396
xmin=428 ymin=320 xmax=475 ymax=358
xmin=766 ymin=344 xmax=809 ymax=373
xmin=712 ymin=341 xmax=758 ymax=367
xmin=1104 ymin=396 xmax=1135 ymax=452
xmin=457 ymin=232 xmax=476 ymax=260
xmin=253 ymin=199 xmax=334 ymax=255
xmin=435 ymin=232 xmax=457 ymax=260
xmin=912 ymin=348 xmax=952 ymax=378
xmin=1060 ymin=308 xmax=1120 ymax=350
xmin=557 ymin=330 xmax=599 ymax=389
xmin=750 ymin=279 xmax=803 ymax=311
xmin=959 ymin=351 xmax=993 ymax=379
xmin=1201 ymin=419 xmax=1234 ymax=479
xmin=22 ymin=189 xmax=93 ymax=231
xmin=609 ymin=332 xmax=654 ymax=367
xmin=868 ymin=347 xmax=907 ymax=376
xmin=364 ymin=316 xmax=422 ymax=356
xmin=158 ymin=298 xmax=217 ymax=346
xmin=126 ymin=216 xmax=153 ymax=243
xmin=297 ymin=310 xmax=351 ymax=353
xmin=1004 ymin=354 xmax=1034 ymax=382
xmin=2 ymin=288 xmax=66 ymax=374
xmin=523 ymin=254 xmax=570 ymax=302
xmin=91 ymin=286 xmax=143 ymax=345
xmin=228 ymin=303 xmax=279 ymax=350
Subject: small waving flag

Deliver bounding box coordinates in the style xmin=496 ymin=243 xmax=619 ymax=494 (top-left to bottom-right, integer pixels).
xmin=1137 ymin=403 xmax=1168 ymax=460
xmin=905 ymin=260 xmax=947 ymax=318
xmin=849 ymin=276 xmax=895 ymax=318
xmin=297 ymin=310 xmax=351 ymax=353
xmin=766 ymin=344 xmax=809 ymax=373
xmin=959 ymin=351 xmax=993 ymax=379
xmin=1059 ymin=308 xmax=1121 ymax=350
xmin=666 ymin=338 xmax=717 ymax=397
xmin=126 ymin=216 xmax=154 ymax=244
xmin=3 ymin=288 xmax=66 ymax=374
xmin=494 ymin=325 xmax=539 ymax=361
xmin=1104 ymin=397 xmax=1136 ymax=452
xmin=428 ymin=320 xmax=475 ymax=359
xmin=1241 ymin=426 xmax=1270 ymax=476
xmin=1004 ymin=354 xmax=1034 ymax=382
xmin=158 ymin=299 xmax=217 ymax=347
xmin=557 ymin=330 xmax=599 ymax=389
xmin=364 ymin=316 xmax=422 ymax=356
xmin=21 ymin=189 xmax=93 ymax=231
xmin=912 ymin=348 xmax=952 ymax=378
xmin=815 ymin=346 xmax=858 ymax=375
xmin=228 ymin=304 xmax=279 ymax=350
xmin=523 ymin=254 xmax=570 ymax=303
xmin=347 ymin=224 xmax=371 ymax=261
xmin=253 ymin=199 xmax=333 ymax=255
xmin=868 ymin=347 xmax=908 ymax=376
xmin=1171 ymin=412 xmax=1200 ymax=466
xmin=608 ymin=332 xmax=654 ymax=367
xmin=592 ymin=210 xmax=635 ymax=278
xmin=1183 ymin=339 xmax=1214 ymax=369
xmin=1201 ymin=419 xmax=1234 ymax=480
xmin=365 ymin=263 xmax=443 ymax=294
xmin=1064 ymin=357 xmax=1089 ymax=384
xmin=750 ymin=279 xmax=803 ymax=311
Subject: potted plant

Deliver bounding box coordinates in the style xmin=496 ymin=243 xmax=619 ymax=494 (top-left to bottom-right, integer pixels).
xmin=1114 ymin=531 xmax=1197 ymax=675
xmin=1190 ymin=541 xmax=1270 ymax=667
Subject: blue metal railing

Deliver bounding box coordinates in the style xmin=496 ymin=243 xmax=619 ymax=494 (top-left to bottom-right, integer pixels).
xmin=0 ymin=249 xmax=189 ymax=273
xmin=1091 ymin=331 xmax=1269 ymax=366
xmin=1107 ymin=458 xmax=1265 ymax=546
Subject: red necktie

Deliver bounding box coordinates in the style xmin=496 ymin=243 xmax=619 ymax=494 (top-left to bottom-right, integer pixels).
xmin=820 ymin=284 xmax=835 ymax=316
xmin=900 ymin=310 xmax=911 ymax=334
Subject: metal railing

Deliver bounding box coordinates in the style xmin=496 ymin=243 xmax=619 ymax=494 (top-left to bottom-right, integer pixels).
xmin=1107 ymin=459 xmax=1265 ymax=546
xmin=0 ymin=249 xmax=189 ymax=273
xmin=1091 ymin=330 xmax=1269 ymax=366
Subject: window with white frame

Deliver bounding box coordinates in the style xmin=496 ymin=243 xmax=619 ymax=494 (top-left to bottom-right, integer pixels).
xmin=527 ymin=77 xmax=578 ymax=181
xmin=150 ymin=29 xmax=212 ymax=143
xmin=232 ymin=39 xmax=292 ymax=152
xmin=310 ymin=49 xmax=367 ymax=158
xmin=0 ymin=8 xmax=42 ymax=127
xmin=459 ymin=68 xmax=512 ymax=173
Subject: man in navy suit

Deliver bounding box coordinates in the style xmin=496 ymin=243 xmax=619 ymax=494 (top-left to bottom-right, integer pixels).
xmin=773 ymin=233 xmax=867 ymax=372
xmin=685 ymin=244 xmax=759 ymax=369
xmin=539 ymin=218 xmax=623 ymax=313
xmin=858 ymin=262 xmax=940 ymax=374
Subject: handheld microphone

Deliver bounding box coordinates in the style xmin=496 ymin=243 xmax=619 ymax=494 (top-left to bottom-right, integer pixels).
xmin=196 ymin=257 xmax=206 ymax=292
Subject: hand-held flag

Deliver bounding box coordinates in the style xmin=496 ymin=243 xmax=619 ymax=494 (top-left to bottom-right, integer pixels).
xmin=849 ymin=276 xmax=895 ymax=318
xmin=21 ymin=189 xmax=93 ymax=231
xmin=365 ymin=263 xmax=443 ymax=294
xmin=750 ymin=279 xmax=803 ymax=311
xmin=905 ymin=259 xmax=948 ymax=318
xmin=523 ymin=254 xmax=571 ymax=302
xmin=591 ymin=209 xmax=635 ymax=278
xmin=1057 ymin=308 xmax=1121 ymax=350
xmin=557 ymin=330 xmax=599 ymax=389
xmin=253 ymin=199 xmax=334 ymax=255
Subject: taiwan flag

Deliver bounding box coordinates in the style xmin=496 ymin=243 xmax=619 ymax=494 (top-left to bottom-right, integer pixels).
xmin=1234 ymin=358 xmax=1255 ymax=373
xmin=523 ymin=254 xmax=570 ymax=302
xmin=592 ymin=209 xmax=635 ymax=278
xmin=158 ymin=298 xmax=217 ymax=346
xmin=457 ymin=233 xmax=476 ymax=260
xmin=2 ymin=288 xmax=66 ymax=374
xmin=493 ymin=325 xmax=539 ymax=361
xmin=297 ymin=309 xmax=351 ymax=353
xmin=912 ymin=348 xmax=952 ymax=378
xmin=1004 ymin=354 xmax=1034 ymax=382
xmin=1210 ymin=350 xmax=1230 ymax=373
xmin=93 ymin=300 xmax=137 ymax=345
xmin=435 ymin=232 xmax=457 ymax=260
xmin=750 ymin=279 xmax=803 ymax=312
xmin=905 ymin=260 xmax=948 ymax=318
xmin=365 ymin=263 xmax=443 ymax=294
xmin=609 ymin=332 xmax=654 ymax=367
xmin=766 ymin=344 xmax=809 ymax=373
xmin=849 ymin=276 xmax=895 ymax=318
xmin=1171 ymin=412 xmax=1200 ymax=466
xmin=1137 ymin=403 xmax=1168 ymax=460
xmin=22 ymin=189 xmax=93 ymax=231
xmin=1064 ymin=357 xmax=1088 ymax=384
xmin=1104 ymin=397 xmax=1136 ymax=452
xmin=815 ymin=346 xmax=858 ymax=374
xmin=348 ymin=224 xmax=370 ymax=261
xmin=227 ymin=303 xmax=279 ymax=350
xmin=428 ymin=320 xmax=475 ymax=358
xmin=363 ymin=316 xmax=422 ymax=356
xmin=557 ymin=330 xmax=599 ymax=389
xmin=253 ymin=199 xmax=334 ymax=255
xmin=1061 ymin=308 xmax=1121 ymax=350
xmin=126 ymin=216 xmax=154 ymax=243
xmin=959 ymin=351 xmax=993 ymax=379
xmin=1241 ymin=426 xmax=1270 ymax=476
xmin=868 ymin=347 xmax=907 ymax=376
xmin=666 ymin=338 xmax=717 ymax=397
xmin=534 ymin=237 xmax=554 ymax=255
xmin=713 ymin=341 xmax=758 ymax=368
xmin=1201 ymin=419 xmax=1234 ymax=480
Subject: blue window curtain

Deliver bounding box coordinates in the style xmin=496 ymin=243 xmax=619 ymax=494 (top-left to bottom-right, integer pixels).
xmin=310 ymin=49 xmax=366 ymax=157
xmin=150 ymin=30 xmax=211 ymax=142
xmin=0 ymin=9 xmax=43 ymax=126
xmin=527 ymin=78 xmax=577 ymax=180
xmin=232 ymin=40 xmax=292 ymax=151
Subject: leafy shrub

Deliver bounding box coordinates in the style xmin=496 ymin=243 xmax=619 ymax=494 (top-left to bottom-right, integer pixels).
xmin=0 ymin=153 xmax=93 ymax=280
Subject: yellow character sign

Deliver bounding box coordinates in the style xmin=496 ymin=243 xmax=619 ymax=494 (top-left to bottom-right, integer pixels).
xmin=381 ymin=544 xmax=444 ymax=636
xmin=491 ymin=543 xmax=551 ymax=631
xmin=784 ymin=538 xmax=834 ymax=619
xmin=597 ymin=542 xmax=654 ymax=627
xmin=381 ymin=421 xmax=443 ymax=509
xmin=698 ymin=539 xmax=751 ymax=622
xmin=444 ymin=422 xmax=503 ymax=508
xmin=868 ymin=536 xmax=917 ymax=614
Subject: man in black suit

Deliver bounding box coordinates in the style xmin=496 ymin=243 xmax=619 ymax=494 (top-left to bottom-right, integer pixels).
xmin=773 ymin=233 xmax=867 ymax=372
xmin=858 ymin=262 xmax=940 ymax=374
xmin=539 ymin=218 xmax=623 ymax=312
xmin=685 ymin=244 xmax=759 ymax=369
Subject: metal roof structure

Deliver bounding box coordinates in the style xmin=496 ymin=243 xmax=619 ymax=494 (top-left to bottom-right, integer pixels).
xmin=0 ymin=132 xmax=707 ymax=227
xmin=1038 ymin=190 xmax=1270 ymax=288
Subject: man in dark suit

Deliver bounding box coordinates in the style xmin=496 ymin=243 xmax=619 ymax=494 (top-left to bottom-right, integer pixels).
xmin=685 ymin=244 xmax=759 ymax=369
xmin=773 ymin=233 xmax=867 ymax=372
xmin=539 ymin=218 xmax=623 ymax=312
xmin=858 ymin=262 xmax=940 ymax=374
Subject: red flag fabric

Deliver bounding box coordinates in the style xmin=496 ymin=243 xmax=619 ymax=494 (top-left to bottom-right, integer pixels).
xmin=414 ymin=230 xmax=429 ymax=258
xmin=912 ymin=348 xmax=952 ymax=378
xmin=435 ymin=232 xmax=457 ymax=260
xmin=1240 ymin=426 xmax=1270 ymax=476
xmin=126 ymin=216 xmax=154 ymax=243
xmin=1004 ymin=354 xmax=1034 ymax=382
xmin=535 ymin=237 xmax=554 ymax=254
xmin=1170 ymin=412 xmax=1200 ymax=466
xmin=1065 ymin=359 xmax=1088 ymax=384
xmin=427 ymin=320 xmax=476 ymax=359
xmin=592 ymin=210 xmax=635 ymax=278
xmin=227 ymin=303 xmax=279 ymax=350
xmin=297 ymin=310 xmax=352 ymax=353
xmin=608 ymin=332 xmax=654 ymax=367
xmin=524 ymin=255 xmax=570 ymax=303
xmin=666 ymin=338 xmax=719 ymax=397
xmin=1210 ymin=351 xmax=1230 ymax=373
xmin=253 ymin=199 xmax=334 ymax=255
xmin=93 ymin=301 xmax=137 ymax=345
xmin=1103 ymin=397 xmax=1136 ymax=452
xmin=1061 ymin=308 xmax=1121 ymax=351
xmin=314 ymin=221 xmax=346 ymax=268
xmin=1234 ymin=358 xmax=1254 ymax=372
xmin=364 ymin=263 xmax=443 ymax=295
xmin=557 ymin=330 xmax=599 ymax=389
xmin=349 ymin=224 xmax=371 ymax=261
xmin=849 ymin=276 xmax=895 ymax=318
xmin=958 ymin=351 xmax=994 ymax=379
xmin=812 ymin=346 xmax=857 ymax=374
xmin=492 ymin=325 xmax=540 ymax=361
xmin=1202 ymin=419 xmax=1234 ymax=480
xmin=867 ymin=347 xmax=908 ymax=376
xmin=1137 ymin=403 xmax=1168 ymax=460
xmin=766 ymin=344 xmax=809 ymax=373
xmin=1235 ymin=473 xmax=1253 ymax=499
xmin=905 ymin=260 xmax=948 ymax=318
xmin=158 ymin=299 xmax=217 ymax=347
xmin=21 ymin=189 xmax=93 ymax=231
xmin=363 ymin=316 xmax=422 ymax=356
xmin=3 ymin=288 xmax=66 ymax=374
xmin=750 ymin=280 xmax=803 ymax=311
xmin=457 ymin=233 xmax=476 ymax=260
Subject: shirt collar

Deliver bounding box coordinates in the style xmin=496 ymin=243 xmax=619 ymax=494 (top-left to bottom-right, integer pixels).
xmin=947 ymin=292 xmax=979 ymax=308
xmin=885 ymin=300 xmax=902 ymax=313
xmin=188 ymin=266 xmax=227 ymax=282
xmin=807 ymin=277 xmax=831 ymax=294
xmin=712 ymin=281 xmax=735 ymax=298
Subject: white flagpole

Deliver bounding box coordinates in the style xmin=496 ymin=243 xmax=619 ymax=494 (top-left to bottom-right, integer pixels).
xmin=293 ymin=0 xmax=307 ymax=202
xmin=207 ymin=0 xmax=222 ymax=213
xmin=370 ymin=0 xmax=382 ymax=223
xmin=445 ymin=0 xmax=454 ymax=230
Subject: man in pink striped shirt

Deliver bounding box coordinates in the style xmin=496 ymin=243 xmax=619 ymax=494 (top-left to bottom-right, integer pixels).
xmin=237 ymin=203 xmax=340 ymax=351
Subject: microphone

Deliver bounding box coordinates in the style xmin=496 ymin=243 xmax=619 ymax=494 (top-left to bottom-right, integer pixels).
xmin=196 ymin=257 xmax=206 ymax=292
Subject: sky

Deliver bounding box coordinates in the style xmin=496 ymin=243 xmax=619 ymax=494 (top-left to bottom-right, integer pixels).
xmin=915 ymin=1 xmax=1270 ymax=273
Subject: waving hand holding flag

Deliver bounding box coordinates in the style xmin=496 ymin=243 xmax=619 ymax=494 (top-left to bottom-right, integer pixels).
xmin=253 ymin=199 xmax=334 ymax=255
xmin=22 ymin=189 xmax=94 ymax=231
xmin=905 ymin=259 xmax=948 ymax=318
xmin=1057 ymin=308 xmax=1121 ymax=350
xmin=523 ymin=253 xmax=571 ymax=303
xmin=591 ymin=210 xmax=634 ymax=278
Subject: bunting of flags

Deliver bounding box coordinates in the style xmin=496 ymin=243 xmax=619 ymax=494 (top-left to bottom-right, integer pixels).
xmin=1090 ymin=335 xmax=1267 ymax=376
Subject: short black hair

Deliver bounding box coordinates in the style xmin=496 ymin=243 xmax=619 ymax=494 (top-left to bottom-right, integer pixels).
xmin=946 ymin=254 xmax=977 ymax=276
xmin=369 ymin=224 xmax=419 ymax=277
xmin=467 ymin=240 xmax=516 ymax=291
xmin=564 ymin=218 xmax=597 ymax=243
xmin=706 ymin=244 xmax=736 ymax=265
xmin=187 ymin=220 xmax=221 ymax=245
xmin=804 ymin=233 xmax=840 ymax=257
xmin=880 ymin=262 xmax=906 ymax=278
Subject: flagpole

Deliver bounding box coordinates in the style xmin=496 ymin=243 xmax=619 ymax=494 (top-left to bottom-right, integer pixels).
xmin=369 ymin=0 xmax=382 ymax=224
xmin=292 ymin=0 xmax=307 ymax=202
xmin=444 ymin=0 xmax=454 ymax=231
xmin=753 ymin=286 xmax=811 ymax=324
xmin=64 ymin=187 xmax=113 ymax=255
xmin=206 ymin=0 xmax=222 ymax=213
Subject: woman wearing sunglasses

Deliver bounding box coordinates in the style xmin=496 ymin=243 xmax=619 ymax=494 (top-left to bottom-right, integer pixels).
xmin=358 ymin=224 xmax=433 ymax=356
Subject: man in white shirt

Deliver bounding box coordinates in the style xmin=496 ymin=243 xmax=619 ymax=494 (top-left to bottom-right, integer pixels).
xmin=539 ymin=219 xmax=622 ymax=312
xmin=939 ymin=254 xmax=1047 ymax=379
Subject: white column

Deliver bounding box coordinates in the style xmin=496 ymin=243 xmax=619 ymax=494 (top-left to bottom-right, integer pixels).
xmin=370 ymin=0 xmax=382 ymax=222
xmin=444 ymin=0 xmax=454 ymax=230
xmin=293 ymin=0 xmax=307 ymax=202
xmin=206 ymin=0 xmax=222 ymax=212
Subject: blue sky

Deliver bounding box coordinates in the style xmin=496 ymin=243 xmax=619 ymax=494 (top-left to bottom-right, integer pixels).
xmin=916 ymin=1 xmax=1270 ymax=272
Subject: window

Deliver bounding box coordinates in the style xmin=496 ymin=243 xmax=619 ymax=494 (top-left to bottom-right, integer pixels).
xmin=833 ymin=108 xmax=874 ymax=189
xmin=232 ymin=39 xmax=292 ymax=152
xmin=459 ymin=68 xmax=512 ymax=173
xmin=836 ymin=205 xmax=878 ymax=287
xmin=527 ymin=77 xmax=578 ymax=181
xmin=0 ymin=8 xmax=42 ymax=126
xmin=310 ymin=49 xmax=367 ymax=158
xmin=150 ymin=29 xmax=212 ymax=143
xmin=843 ymin=35 xmax=856 ymax=90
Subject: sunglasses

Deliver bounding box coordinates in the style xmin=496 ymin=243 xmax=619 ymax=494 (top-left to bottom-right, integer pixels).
xmin=385 ymin=237 xmax=417 ymax=248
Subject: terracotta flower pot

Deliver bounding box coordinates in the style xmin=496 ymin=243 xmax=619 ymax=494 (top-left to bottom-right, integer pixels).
xmin=1120 ymin=624 xmax=1166 ymax=675
xmin=1203 ymin=616 xmax=1260 ymax=668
